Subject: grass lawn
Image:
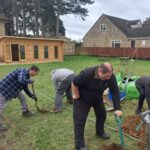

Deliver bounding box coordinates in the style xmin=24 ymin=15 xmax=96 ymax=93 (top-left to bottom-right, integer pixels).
xmin=0 ymin=55 xmax=149 ymax=150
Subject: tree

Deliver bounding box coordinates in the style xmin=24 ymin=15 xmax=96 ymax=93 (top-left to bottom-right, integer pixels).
xmin=0 ymin=0 xmax=94 ymax=38
xmin=32 ymin=0 xmax=39 ymax=37
xmin=53 ymin=0 xmax=94 ymax=37
xmin=0 ymin=0 xmax=15 ymax=35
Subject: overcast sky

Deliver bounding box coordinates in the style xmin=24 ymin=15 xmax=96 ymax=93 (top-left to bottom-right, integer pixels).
xmin=61 ymin=0 xmax=150 ymax=41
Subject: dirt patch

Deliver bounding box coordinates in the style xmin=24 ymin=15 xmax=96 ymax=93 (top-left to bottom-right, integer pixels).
xmin=122 ymin=115 xmax=146 ymax=138
xmin=122 ymin=115 xmax=146 ymax=150
xmin=100 ymin=115 xmax=146 ymax=150
xmin=100 ymin=143 xmax=127 ymax=150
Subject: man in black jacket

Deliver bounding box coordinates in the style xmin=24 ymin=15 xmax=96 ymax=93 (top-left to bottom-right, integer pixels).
xmin=71 ymin=62 xmax=122 ymax=150
xmin=135 ymin=76 xmax=150 ymax=114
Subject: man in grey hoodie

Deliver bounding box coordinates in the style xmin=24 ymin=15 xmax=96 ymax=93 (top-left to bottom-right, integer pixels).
xmin=51 ymin=68 xmax=75 ymax=112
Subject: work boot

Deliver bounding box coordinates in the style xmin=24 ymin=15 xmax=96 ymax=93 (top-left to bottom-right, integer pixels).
xmin=97 ymin=132 xmax=110 ymax=140
xmin=76 ymin=146 xmax=88 ymax=150
xmin=135 ymin=109 xmax=141 ymax=115
xmin=22 ymin=109 xmax=36 ymax=117
xmin=52 ymin=107 xmax=62 ymax=113
xmin=80 ymin=147 xmax=88 ymax=150
xmin=0 ymin=124 xmax=7 ymax=132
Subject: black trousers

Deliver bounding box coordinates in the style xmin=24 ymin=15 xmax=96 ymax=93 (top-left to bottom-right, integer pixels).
xmin=73 ymin=99 xmax=106 ymax=149
xmin=135 ymin=83 xmax=146 ymax=110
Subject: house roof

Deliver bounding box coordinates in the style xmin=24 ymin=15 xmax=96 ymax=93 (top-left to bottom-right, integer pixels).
xmin=127 ymin=27 xmax=150 ymax=38
xmin=104 ymin=14 xmax=150 ymax=38
xmin=104 ymin=14 xmax=139 ymax=36
xmin=83 ymin=14 xmax=150 ymax=39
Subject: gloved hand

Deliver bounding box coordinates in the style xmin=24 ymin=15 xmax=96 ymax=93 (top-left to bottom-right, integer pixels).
xmin=32 ymin=95 xmax=38 ymax=101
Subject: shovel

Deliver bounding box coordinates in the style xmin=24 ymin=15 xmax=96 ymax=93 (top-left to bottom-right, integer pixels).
xmin=31 ymin=83 xmax=50 ymax=113
xmin=115 ymin=114 xmax=125 ymax=147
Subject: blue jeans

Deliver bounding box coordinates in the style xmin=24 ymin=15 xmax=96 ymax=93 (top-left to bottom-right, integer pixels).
xmin=54 ymin=74 xmax=75 ymax=109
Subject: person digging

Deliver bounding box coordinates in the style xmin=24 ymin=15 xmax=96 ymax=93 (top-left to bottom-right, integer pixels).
xmin=0 ymin=65 xmax=40 ymax=131
xmin=72 ymin=63 xmax=123 ymax=150
xmin=50 ymin=68 xmax=75 ymax=112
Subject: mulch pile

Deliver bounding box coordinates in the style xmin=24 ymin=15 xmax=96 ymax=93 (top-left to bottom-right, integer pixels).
xmin=122 ymin=115 xmax=146 ymax=150
xmin=122 ymin=115 xmax=146 ymax=138
xmin=100 ymin=143 xmax=127 ymax=150
xmin=100 ymin=115 xmax=146 ymax=150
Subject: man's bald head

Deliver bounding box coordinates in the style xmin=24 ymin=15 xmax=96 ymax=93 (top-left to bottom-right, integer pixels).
xmin=99 ymin=62 xmax=113 ymax=74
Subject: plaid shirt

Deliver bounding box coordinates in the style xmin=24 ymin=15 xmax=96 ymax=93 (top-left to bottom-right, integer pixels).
xmin=0 ymin=68 xmax=33 ymax=100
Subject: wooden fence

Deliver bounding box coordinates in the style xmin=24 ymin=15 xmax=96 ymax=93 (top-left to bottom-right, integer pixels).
xmin=76 ymin=47 xmax=150 ymax=59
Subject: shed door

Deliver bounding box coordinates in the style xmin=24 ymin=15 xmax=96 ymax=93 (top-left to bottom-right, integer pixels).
xmin=11 ymin=44 xmax=19 ymax=61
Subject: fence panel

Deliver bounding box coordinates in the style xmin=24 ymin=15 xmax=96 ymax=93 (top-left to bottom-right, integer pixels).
xmin=76 ymin=47 xmax=150 ymax=59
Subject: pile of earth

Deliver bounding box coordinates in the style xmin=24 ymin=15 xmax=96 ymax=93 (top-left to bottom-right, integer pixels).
xmin=100 ymin=115 xmax=146 ymax=150
xmin=100 ymin=143 xmax=127 ymax=150
xmin=122 ymin=115 xmax=146 ymax=150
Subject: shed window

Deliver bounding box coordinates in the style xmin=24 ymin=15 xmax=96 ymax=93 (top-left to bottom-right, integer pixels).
xmin=112 ymin=41 xmax=121 ymax=48
xmin=34 ymin=45 xmax=39 ymax=59
xmin=54 ymin=46 xmax=59 ymax=59
xmin=142 ymin=40 xmax=146 ymax=47
xmin=20 ymin=45 xmax=25 ymax=59
xmin=44 ymin=46 xmax=49 ymax=59
xmin=100 ymin=24 xmax=107 ymax=31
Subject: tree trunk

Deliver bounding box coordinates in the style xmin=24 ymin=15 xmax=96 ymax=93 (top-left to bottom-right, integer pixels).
xmin=33 ymin=0 xmax=39 ymax=37
xmin=38 ymin=0 xmax=45 ymax=37
xmin=56 ymin=0 xmax=60 ymax=37
xmin=22 ymin=0 xmax=26 ymax=36
xmin=11 ymin=0 xmax=16 ymax=35
xmin=15 ymin=14 xmax=19 ymax=35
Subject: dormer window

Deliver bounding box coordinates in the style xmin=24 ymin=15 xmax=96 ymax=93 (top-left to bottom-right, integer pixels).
xmin=100 ymin=24 xmax=107 ymax=31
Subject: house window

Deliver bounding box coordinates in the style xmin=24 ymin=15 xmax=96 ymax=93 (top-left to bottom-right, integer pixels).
xmin=20 ymin=45 xmax=25 ymax=59
xmin=100 ymin=24 xmax=107 ymax=31
xmin=54 ymin=46 xmax=59 ymax=59
xmin=34 ymin=45 xmax=38 ymax=59
xmin=44 ymin=46 xmax=49 ymax=59
xmin=112 ymin=41 xmax=121 ymax=48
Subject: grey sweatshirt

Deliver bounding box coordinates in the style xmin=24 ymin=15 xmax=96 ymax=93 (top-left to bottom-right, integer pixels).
xmin=51 ymin=68 xmax=75 ymax=87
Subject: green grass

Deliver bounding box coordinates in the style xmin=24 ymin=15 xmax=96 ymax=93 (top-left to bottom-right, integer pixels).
xmin=0 ymin=55 xmax=149 ymax=150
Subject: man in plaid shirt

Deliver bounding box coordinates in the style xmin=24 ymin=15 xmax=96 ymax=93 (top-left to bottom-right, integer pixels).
xmin=0 ymin=65 xmax=40 ymax=131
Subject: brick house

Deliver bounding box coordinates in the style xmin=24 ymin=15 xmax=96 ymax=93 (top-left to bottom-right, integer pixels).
xmin=83 ymin=14 xmax=150 ymax=48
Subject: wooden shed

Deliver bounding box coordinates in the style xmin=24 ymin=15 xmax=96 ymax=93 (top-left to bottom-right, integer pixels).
xmin=0 ymin=36 xmax=64 ymax=63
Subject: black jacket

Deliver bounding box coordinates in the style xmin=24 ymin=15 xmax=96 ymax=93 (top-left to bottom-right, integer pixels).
xmin=73 ymin=66 xmax=120 ymax=110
